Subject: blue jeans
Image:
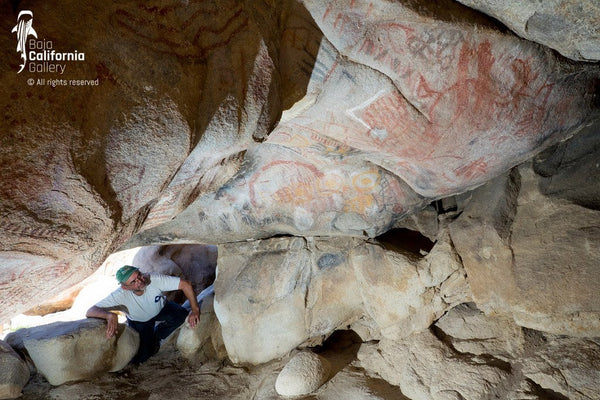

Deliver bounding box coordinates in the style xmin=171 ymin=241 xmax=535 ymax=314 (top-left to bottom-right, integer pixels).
xmin=127 ymin=300 xmax=188 ymax=364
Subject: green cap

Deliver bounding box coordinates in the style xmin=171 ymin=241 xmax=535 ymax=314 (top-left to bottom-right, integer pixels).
xmin=116 ymin=265 xmax=139 ymax=283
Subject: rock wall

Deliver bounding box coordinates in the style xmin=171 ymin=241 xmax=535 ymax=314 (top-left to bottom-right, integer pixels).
xmin=130 ymin=0 xmax=600 ymax=246
xmin=359 ymin=306 xmax=600 ymax=399
xmin=2 ymin=0 xmax=599 ymax=321
xmin=1 ymin=0 xmax=599 ymax=397
xmin=455 ymin=0 xmax=600 ymax=61
xmin=0 ymin=0 xmax=309 ymax=319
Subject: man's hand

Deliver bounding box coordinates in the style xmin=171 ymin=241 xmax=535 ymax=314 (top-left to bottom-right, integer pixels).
xmin=187 ymin=309 xmax=200 ymax=328
xmin=179 ymin=279 xmax=201 ymax=329
xmin=105 ymin=312 xmax=118 ymax=338
xmin=86 ymin=305 xmax=119 ymax=338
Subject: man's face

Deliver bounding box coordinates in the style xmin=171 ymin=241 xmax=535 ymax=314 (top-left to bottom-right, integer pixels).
xmin=121 ymin=271 xmax=148 ymax=291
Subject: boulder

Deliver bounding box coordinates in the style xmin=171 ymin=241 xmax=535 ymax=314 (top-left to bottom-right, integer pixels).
xmin=5 ymin=319 xmax=138 ymax=386
xmin=214 ymin=236 xmax=363 ymax=364
xmin=213 ymin=233 xmax=468 ymax=364
xmin=0 ymin=341 xmax=29 ymax=399
xmin=177 ymin=285 xmax=227 ymax=362
xmin=275 ymin=351 xmax=331 ymax=397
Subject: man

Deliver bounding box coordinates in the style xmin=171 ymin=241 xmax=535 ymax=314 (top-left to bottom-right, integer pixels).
xmin=86 ymin=265 xmax=200 ymax=364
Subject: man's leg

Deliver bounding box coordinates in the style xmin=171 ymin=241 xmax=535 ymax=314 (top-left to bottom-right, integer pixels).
xmin=154 ymin=300 xmax=189 ymax=342
xmin=127 ymin=318 xmax=159 ymax=364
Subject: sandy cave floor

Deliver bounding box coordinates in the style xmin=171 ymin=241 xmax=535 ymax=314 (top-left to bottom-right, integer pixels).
xmin=21 ymin=331 xmax=407 ymax=400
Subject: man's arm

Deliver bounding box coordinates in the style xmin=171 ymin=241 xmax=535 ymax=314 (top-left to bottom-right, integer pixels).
xmin=86 ymin=305 xmax=119 ymax=338
xmin=178 ymin=279 xmax=200 ymax=328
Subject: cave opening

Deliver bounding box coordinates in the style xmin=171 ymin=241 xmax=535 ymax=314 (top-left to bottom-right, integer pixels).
xmin=374 ymin=228 xmax=435 ymax=258
xmin=3 ymin=244 xmax=218 ymax=337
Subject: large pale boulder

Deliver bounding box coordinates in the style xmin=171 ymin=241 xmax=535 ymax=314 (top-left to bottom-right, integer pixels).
xmin=0 ymin=341 xmax=29 ymax=399
xmin=449 ymin=125 xmax=600 ymax=336
xmin=5 ymin=319 xmax=138 ymax=386
xmin=214 ymin=236 xmax=364 ymax=364
xmin=214 ymin=232 xmax=468 ymax=364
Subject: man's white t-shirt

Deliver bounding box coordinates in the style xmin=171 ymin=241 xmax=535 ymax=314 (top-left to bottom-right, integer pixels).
xmin=95 ymin=274 xmax=181 ymax=322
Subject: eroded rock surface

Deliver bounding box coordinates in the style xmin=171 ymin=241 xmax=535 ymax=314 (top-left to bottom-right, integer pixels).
xmin=1 ymin=0 xmax=600 ymax=397
xmin=357 ymin=303 xmax=600 ymax=400
xmin=358 ymin=329 xmax=511 ymax=400
xmin=455 ymin=0 xmax=600 ymax=61
xmin=521 ymin=335 xmax=600 ymax=400
xmin=449 ymin=125 xmax=600 ymax=337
